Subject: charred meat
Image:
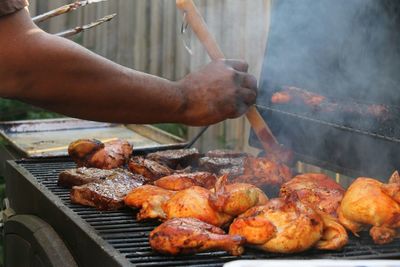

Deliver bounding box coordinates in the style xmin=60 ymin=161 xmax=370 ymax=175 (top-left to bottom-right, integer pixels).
xmin=128 ymin=156 xmax=173 ymax=181
xmin=68 ymin=139 xmax=132 ymax=169
xmin=154 ymin=171 xmax=217 ymax=190
xmin=199 ymin=156 xmax=246 ymax=177
xmin=70 ymin=172 xmax=145 ymax=210
xmin=58 ymin=167 xmax=139 ymax=188
xmin=146 ymin=148 xmax=200 ymax=169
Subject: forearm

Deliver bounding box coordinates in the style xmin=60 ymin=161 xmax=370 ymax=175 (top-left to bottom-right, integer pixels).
xmin=0 ymin=10 xmax=184 ymax=124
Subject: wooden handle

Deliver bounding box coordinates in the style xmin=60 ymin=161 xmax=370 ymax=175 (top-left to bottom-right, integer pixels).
xmin=176 ymin=0 xmax=282 ymax=154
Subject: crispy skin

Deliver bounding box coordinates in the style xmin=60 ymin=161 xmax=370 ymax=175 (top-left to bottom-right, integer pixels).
xmin=124 ymin=185 xmax=175 ymax=221
xmin=149 ymin=218 xmax=245 ymax=256
xmin=58 ymin=167 xmax=136 ymax=188
xmin=338 ymin=177 xmax=400 ymax=244
xmin=280 ymin=173 xmax=344 ymax=217
xmin=68 ymin=139 xmax=132 ymax=169
xmin=163 ymin=176 xmax=267 ymax=227
xmin=70 ymin=173 xmax=145 ymax=210
xmin=128 ymin=156 xmax=173 ymax=181
xmin=229 ymin=198 xmax=324 ymax=253
xmin=231 ymin=156 xmax=292 ymax=187
xmin=154 ymin=172 xmax=217 ymax=190
xmin=146 ymin=148 xmax=200 ymax=169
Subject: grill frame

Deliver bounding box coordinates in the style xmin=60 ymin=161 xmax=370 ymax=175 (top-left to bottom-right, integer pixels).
xmin=5 ymin=158 xmax=400 ymax=267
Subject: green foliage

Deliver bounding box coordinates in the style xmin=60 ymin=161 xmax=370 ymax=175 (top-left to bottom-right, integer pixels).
xmin=0 ymin=99 xmax=62 ymax=121
xmin=153 ymin=123 xmax=188 ymax=139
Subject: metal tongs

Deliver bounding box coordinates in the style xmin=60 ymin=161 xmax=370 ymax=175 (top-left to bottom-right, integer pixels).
xmin=32 ymin=0 xmax=116 ymax=38
xmin=176 ymin=0 xmax=293 ymax=164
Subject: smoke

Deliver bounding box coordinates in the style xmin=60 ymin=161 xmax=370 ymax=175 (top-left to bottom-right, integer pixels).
xmin=257 ymin=0 xmax=400 ymax=178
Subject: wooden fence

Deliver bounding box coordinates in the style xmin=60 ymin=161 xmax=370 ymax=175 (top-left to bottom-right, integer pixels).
xmin=29 ymin=0 xmax=271 ymax=153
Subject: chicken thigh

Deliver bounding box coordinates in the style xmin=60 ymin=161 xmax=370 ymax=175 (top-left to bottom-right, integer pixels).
xmin=149 ymin=218 xmax=245 ymax=256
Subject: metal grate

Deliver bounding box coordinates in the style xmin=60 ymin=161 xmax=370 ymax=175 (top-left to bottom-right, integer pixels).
xmin=17 ymin=160 xmax=400 ymax=266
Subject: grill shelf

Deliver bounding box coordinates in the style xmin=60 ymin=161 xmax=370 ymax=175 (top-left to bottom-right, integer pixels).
xmin=14 ymin=159 xmax=400 ymax=266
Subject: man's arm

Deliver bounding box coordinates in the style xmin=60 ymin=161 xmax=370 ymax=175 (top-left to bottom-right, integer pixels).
xmin=0 ymin=8 xmax=257 ymax=126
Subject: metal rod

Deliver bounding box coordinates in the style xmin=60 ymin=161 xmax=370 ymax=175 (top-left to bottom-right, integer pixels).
xmin=32 ymin=0 xmax=107 ymax=24
xmin=185 ymin=126 xmax=209 ymax=148
xmin=55 ymin=13 xmax=116 ymax=38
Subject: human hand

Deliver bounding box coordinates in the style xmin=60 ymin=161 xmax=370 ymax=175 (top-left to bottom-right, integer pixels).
xmin=177 ymin=59 xmax=258 ymax=126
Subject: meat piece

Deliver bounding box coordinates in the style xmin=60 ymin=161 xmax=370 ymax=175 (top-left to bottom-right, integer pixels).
xmin=205 ymin=149 xmax=249 ymax=158
xmin=68 ymin=139 xmax=132 ymax=169
xmin=163 ymin=175 xmax=266 ymax=227
xmin=230 ymin=156 xmax=292 ymax=188
xmin=218 ymin=166 xmax=245 ymax=179
xmin=124 ymin=185 xmax=176 ymax=221
xmin=280 ymin=173 xmax=345 ymax=217
xmin=149 ymin=218 xmax=245 ymax=256
xmin=271 ymin=86 xmax=390 ymax=121
xmin=154 ymin=172 xmax=217 ymax=190
xmin=128 ymin=156 xmax=173 ymax=181
xmin=146 ymin=148 xmax=200 ymax=169
xmin=58 ymin=167 xmax=136 ymax=188
xmin=338 ymin=175 xmax=400 ymax=244
xmin=199 ymin=156 xmax=245 ymax=174
xmin=70 ymin=172 xmax=145 ymax=210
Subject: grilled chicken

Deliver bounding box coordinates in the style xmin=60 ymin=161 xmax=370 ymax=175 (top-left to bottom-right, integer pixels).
xmin=163 ymin=175 xmax=267 ymax=227
xmin=124 ymin=185 xmax=176 ymax=221
xmin=229 ymin=198 xmax=324 ymax=253
xmin=146 ymin=148 xmax=200 ymax=169
xmin=230 ymin=156 xmax=292 ymax=188
xmin=68 ymin=139 xmax=132 ymax=169
xmin=128 ymin=156 xmax=173 ymax=181
xmin=338 ymin=173 xmax=400 ymax=244
xmin=154 ymin=172 xmax=217 ymax=190
xmin=149 ymin=218 xmax=245 ymax=256
xmin=280 ymin=173 xmax=345 ymax=217
xmin=271 ymin=86 xmax=390 ymax=121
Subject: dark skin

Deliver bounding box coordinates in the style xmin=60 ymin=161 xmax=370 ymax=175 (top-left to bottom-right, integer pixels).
xmin=0 ymin=8 xmax=258 ymax=126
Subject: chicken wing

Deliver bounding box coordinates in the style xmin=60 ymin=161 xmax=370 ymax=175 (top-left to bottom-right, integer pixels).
xmin=149 ymin=218 xmax=245 ymax=256
xmin=68 ymin=139 xmax=132 ymax=169
xmin=338 ymin=174 xmax=400 ymax=244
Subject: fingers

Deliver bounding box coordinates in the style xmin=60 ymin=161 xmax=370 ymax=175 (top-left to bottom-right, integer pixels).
xmin=223 ymin=59 xmax=249 ymax=72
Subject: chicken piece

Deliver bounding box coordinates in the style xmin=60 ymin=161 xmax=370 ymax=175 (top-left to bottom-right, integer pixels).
xmin=280 ymin=173 xmax=345 ymax=217
xmin=229 ymin=198 xmax=323 ymax=253
xmin=338 ymin=175 xmax=400 ymax=244
xmin=149 ymin=218 xmax=245 ymax=256
xmin=230 ymin=156 xmax=292 ymax=188
xmin=146 ymin=148 xmax=200 ymax=169
xmin=163 ymin=175 xmax=267 ymax=227
xmin=124 ymin=185 xmax=175 ymax=221
xmin=128 ymin=156 xmax=173 ymax=181
xmin=163 ymin=186 xmax=233 ymax=227
xmin=68 ymin=139 xmax=132 ymax=169
xmin=154 ymin=172 xmax=217 ymax=190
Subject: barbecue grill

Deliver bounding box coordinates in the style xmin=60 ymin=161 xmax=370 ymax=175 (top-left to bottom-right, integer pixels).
xmin=3 ymin=0 xmax=400 ymax=266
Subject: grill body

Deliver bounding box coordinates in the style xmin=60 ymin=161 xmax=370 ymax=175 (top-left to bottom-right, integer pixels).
xmin=5 ymin=158 xmax=400 ymax=267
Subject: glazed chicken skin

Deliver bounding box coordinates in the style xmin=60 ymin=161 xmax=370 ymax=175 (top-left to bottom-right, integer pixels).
xmin=124 ymin=185 xmax=175 ymax=221
xmin=154 ymin=172 xmax=217 ymax=191
xmin=149 ymin=218 xmax=245 ymax=256
xmin=231 ymin=156 xmax=292 ymax=188
xmin=68 ymin=139 xmax=132 ymax=169
xmin=338 ymin=174 xmax=400 ymax=244
xmin=280 ymin=173 xmax=345 ymax=217
xmin=163 ymin=175 xmax=268 ymax=226
xmin=229 ymin=198 xmax=324 ymax=253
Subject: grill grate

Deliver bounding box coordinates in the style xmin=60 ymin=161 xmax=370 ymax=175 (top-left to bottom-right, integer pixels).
xmin=17 ymin=160 xmax=400 ymax=266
